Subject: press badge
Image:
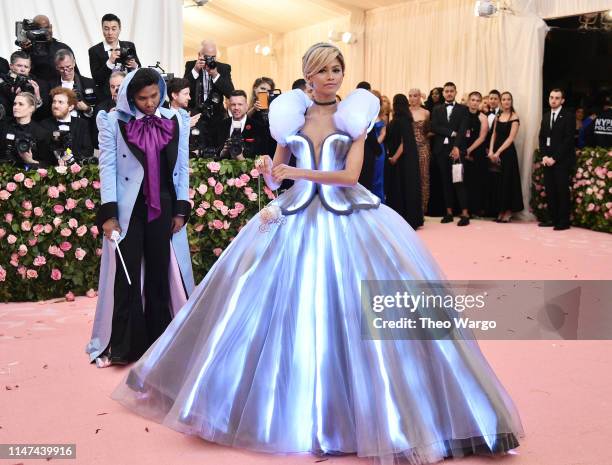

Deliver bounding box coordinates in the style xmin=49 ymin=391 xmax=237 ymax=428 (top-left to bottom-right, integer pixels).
xmin=6 ymin=133 xmax=15 ymax=140
xmin=444 ymin=137 xmax=449 ymax=144
xmin=546 ymin=137 xmax=551 ymax=147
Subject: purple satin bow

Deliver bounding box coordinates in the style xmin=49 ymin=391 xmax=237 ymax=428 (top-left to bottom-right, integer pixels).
xmin=125 ymin=115 xmax=175 ymax=222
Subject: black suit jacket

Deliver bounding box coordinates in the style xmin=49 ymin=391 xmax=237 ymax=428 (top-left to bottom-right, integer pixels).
xmin=0 ymin=120 xmax=53 ymax=167
xmin=29 ymin=39 xmax=79 ymax=82
xmin=539 ymin=108 xmax=575 ymax=164
xmin=183 ymin=61 xmax=234 ymax=120
xmin=430 ymin=103 xmax=469 ymax=154
xmin=213 ymin=116 xmax=269 ymax=158
xmin=0 ymin=57 xmax=8 ymax=74
xmin=88 ymin=41 xmax=141 ymax=99
xmin=46 ymin=74 xmax=100 ymax=118
xmin=41 ymin=116 xmax=94 ymax=162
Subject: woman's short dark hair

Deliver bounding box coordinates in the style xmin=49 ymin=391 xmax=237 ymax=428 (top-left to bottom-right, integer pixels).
xmin=127 ymin=68 xmax=160 ymax=103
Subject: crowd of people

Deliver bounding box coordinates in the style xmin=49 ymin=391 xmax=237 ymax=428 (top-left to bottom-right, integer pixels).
xmin=1 ymin=13 xmax=610 ymax=231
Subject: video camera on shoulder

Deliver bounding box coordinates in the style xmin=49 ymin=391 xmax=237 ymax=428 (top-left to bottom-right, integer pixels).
xmin=15 ymin=19 xmax=51 ymax=55
xmin=0 ymin=72 xmax=35 ymax=95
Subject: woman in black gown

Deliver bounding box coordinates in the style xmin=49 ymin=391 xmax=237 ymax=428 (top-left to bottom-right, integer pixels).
xmin=384 ymin=93 xmax=423 ymax=229
xmin=488 ymin=91 xmax=524 ymax=222
xmin=463 ymin=91 xmax=489 ymax=217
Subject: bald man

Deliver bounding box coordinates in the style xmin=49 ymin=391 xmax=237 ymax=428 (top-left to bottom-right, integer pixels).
xmin=18 ymin=15 xmax=77 ymax=81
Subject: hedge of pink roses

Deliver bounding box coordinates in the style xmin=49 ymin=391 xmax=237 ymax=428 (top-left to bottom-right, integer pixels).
xmin=0 ymin=158 xmax=271 ymax=302
xmin=530 ymin=146 xmax=611 ymax=233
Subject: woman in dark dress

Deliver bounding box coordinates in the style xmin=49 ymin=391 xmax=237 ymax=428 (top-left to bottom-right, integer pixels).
xmin=488 ymin=91 xmax=524 ymax=222
xmin=385 ymin=93 xmax=423 ymax=229
xmin=463 ymin=91 xmax=489 ymax=217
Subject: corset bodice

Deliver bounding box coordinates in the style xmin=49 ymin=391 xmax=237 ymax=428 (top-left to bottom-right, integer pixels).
xmin=273 ymin=131 xmax=380 ymax=215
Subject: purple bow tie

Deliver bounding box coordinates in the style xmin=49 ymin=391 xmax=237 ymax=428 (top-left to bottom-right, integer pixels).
xmin=125 ymin=114 xmax=175 ymax=222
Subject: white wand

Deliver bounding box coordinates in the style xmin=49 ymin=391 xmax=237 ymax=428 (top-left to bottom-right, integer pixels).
xmin=110 ymin=230 xmax=131 ymax=285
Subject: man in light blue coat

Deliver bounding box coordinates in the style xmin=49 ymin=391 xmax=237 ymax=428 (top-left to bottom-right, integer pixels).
xmin=87 ymin=68 xmax=194 ymax=367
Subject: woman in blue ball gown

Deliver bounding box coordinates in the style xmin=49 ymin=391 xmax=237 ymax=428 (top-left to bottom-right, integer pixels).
xmin=112 ymin=43 xmax=524 ymax=464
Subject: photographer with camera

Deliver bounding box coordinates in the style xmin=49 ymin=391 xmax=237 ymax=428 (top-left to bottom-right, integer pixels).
xmin=41 ymin=87 xmax=94 ymax=165
xmin=213 ymin=90 xmax=269 ymax=160
xmin=16 ymin=15 xmax=77 ymax=82
xmin=184 ymin=41 xmax=234 ymax=149
xmin=88 ymin=14 xmax=141 ymax=101
xmin=0 ymin=92 xmax=52 ymax=167
xmin=0 ymin=51 xmax=48 ymax=121
xmin=247 ymin=76 xmax=277 ymax=154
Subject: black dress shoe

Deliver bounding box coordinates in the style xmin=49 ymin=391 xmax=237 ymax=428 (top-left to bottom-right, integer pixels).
xmin=538 ymin=221 xmax=554 ymax=227
xmin=441 ymin=215 xmax=454 ymax=223
xmin=457 ymin=216 xmax=470 ymax=226
xmin=553 ymin=225 xmax=570 ymax=231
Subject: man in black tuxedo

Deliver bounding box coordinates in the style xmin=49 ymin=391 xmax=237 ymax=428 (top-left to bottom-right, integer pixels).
xmin=184 ymin=40 xmax=234 ymax=149
xmin=0 ymin=56 xmax=8 ymax=74
xmin=17 ymin=15 xmax=78 ymax=82
xmin=88 ymin=14 xmax=140 ymax=101
xmin=431 ymin=81 xmax=470 ymax=226
xmin=41 ymin=87 xmax=93 ymax=164
xmin=213 ymin=90 xmax=270 ymax=159
xmin=0 ymin=51 xmax=49 ymax=121
xmin=538 ymin=88 xmax=575 ymax=231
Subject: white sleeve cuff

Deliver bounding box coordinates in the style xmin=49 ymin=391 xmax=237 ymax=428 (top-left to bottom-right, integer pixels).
xmin=191 ymin=68 xmax=199 ymax=79
xmin=212 ymin=73 xmax=220 ymax=83
xmin=106 ymin=59 xmax=114 ymax=70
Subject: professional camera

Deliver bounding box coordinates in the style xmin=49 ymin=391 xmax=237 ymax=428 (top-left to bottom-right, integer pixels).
xmin=220 ymin=131 xmax=250 ymax=160
xmin=203 ymin=55 xmax=217 ymax=70
xmin=116 ymin=46 xmax=137 ymax=67
xmin=0 ymin=73 xmax=35 ymax=95
xmin=51 ymin=128 xmax=74 ymax=164
xmin=4 ymin=129 xmax=36 ymax=162
xmin=74 ymin=87 xmax=98 ymax=106
xmin=148 ymin=63 xmax=174 ymax=83
xmin=15 ymin=19 xmax=50 ymax=55
xmin=15 ymin=134 xmax=36 ymax=154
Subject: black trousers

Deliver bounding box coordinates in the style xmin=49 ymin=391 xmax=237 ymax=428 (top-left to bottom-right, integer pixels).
xmin=543 ymin=160 xmax=571 ymax=227
xmin=110 ymin=192 xmax=173 ymax=362
xmin=435 ymin=149 xmax=468 ymax=212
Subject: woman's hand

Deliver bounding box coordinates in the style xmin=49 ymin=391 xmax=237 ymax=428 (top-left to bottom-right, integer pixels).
xmin=388 ymin=156 xmax=397 ymax=166
xmin=18 ymin=150 xmax=38 ymax=165
xmin=172 ymin=216 xmax=185 ymax=234
xmin=272 ymin=163 xmax=299 ymax=182
xmin=102 ymin=218 xmax=121 ymax=240
xmin=257 ymin=155 xmax=273 ymax=176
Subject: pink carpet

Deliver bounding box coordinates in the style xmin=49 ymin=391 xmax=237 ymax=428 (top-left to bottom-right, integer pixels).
xmin=1 ymin=218 xmax=611 ymax=465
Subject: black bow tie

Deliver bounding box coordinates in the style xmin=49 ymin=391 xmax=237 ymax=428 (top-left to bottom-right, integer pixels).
xmin=445 ymin=102 xmax=454 ymax=107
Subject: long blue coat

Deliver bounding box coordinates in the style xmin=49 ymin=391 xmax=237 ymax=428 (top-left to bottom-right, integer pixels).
xmin=86 ymin=70 xmax=195 ymax=362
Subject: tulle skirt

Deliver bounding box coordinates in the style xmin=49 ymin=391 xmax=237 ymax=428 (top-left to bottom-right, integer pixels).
xmin=112 ymin=194 xmax=523 ymax=464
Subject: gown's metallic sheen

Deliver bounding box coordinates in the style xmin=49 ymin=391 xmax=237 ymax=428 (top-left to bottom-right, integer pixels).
xmin=112 ymin=90 xmax=524 ymax=464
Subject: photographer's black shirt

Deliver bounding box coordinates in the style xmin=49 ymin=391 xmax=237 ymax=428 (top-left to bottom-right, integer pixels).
xmin=0 ymin=120 xmax=53 ymax=166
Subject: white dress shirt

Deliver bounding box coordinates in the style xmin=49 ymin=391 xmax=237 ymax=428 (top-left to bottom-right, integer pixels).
xmin=229 ymin=115 xmax=247 ymax=137
xmin=191 ymin=67 xmax=221 ymax=102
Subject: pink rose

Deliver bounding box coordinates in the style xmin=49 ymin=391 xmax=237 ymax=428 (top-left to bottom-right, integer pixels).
xmin=51 ymin=268 xmax=62 ymax=281
xmin=213 ymin=200 xmax=224 ymax=209
xmin=71 ymin=181 xmax=81 ymax=191
xmin=189 ymin=188 xmax=196 ymax=199
xmin=23 ymin=178 xmax=34 ymax=188
xmin=202 ymin=201 xmax=210 ymax=209
xmin=53 ymin=204 xmax=65 ymax=214
xmin=79 ymin=178 xmax=89 ymax=188
xmin=0 ymin=266 xmax=6 ymax=282
xmin=213 ymin=248 xmax=222 ymax=256
xmin=61 ymin=228 xmax=72 ymax=237
xmin=85 ymin=199 xmax=95 ymax=210
xmin=44 ymin=224 xmax=52 ymax=234
xmin=220 ymin=206 xmax=229 ymax=216
xmin=23 ymin=210 xmax=32 ymax=218
xmin=47 ymin=186 xmax=60 ymax=198
xmin=92 ymin=180 xmax=101 ymax=189
xmin=212 ymin=219 xmax=223 ymax=230
xmin=196 ymin=184 xmax=208 ymax=195
xmin=196 ymin=208 xmax=205 ymax=217
xmin=21 ymin=200 xmax=32 ymax=210
xmin=250 ymin=168 xmax=260 ymax=178
xmin=587 ymin=203 xmax=595 ymax=212
xmin=65 ymin=291 xmax=75 ymax=302
xmin=53 ymin=217 xmax=62 ymax=227
xmin=18 ymin=244 xmax=28 ymax=256
xmin=33 ymin=256 xmax=46 ymax=267
xmin=37 ymin=168 xmax=48 ymax=177
xmin=0 ymin=228 xmax=5 ymax=239
xmin=75 ymin=248 xmax=87 ymax=261
xmin=234 ymin=179 xmax=245 ymax=188
xmin=234 ymin=202 xmax=245 ymax=212
xmin=65 ymin=198 xmax=77 ymax=210
xmin=6 ymin=182 xmax=17 ymax=192
xmin=86 ymin=288 xmax=97 ymax=298
xmin=27 ymin=237 xmax=37 ymax=247
xmin=207 ymin=161 xmax=221 ymax=172
xmin=33 ymin=224 xmax=44 ymax=235
xmin=244 ymin=187 xmax=253 ymax=195
xmin=96 ymin=248 xmax=102 ymax=256
xmin=21 ymin=220 xmax=32 ymax=231
xmin=68 ymin=218 xmax=78 ymax=229
xmin=229 ymin=209 xmax=239 ymax=218
xmin=239 ymin=174 xmax=250 ymax=183
xmin=48 ymin=245 xmax=59 ymax=256
xmin=194 ymin=224 xmax=204 ymax=232
xmin=26 ymin=269 xmax=38 ymax=279
xmin=90 ymin=225 xmax=99 ymax=237
xmin=227 ymin=178 xmax=235 ymax=187
xmin=76 ymin=225 xmax=87 ymax=237
xmin=17 ymin=266 xmax=26 ymax=278
xmin=248 ymin=192 xmax=258 ymax=201
xmin=0 ymin=190 xmax=10 ymax=201
xmin=60 ymin=241 xmax=72 ymax=252
xmin=223 ymin=220 xmax=230 ymax=230
xmin=264 ymin=186 xmax=275 ymax=199
xmin=70 ymin=163 xmax=82 ymax=174
xmin=13 ymin=172 xmax=25 ymax=182
xmin=214 ymin=183 xmax=224 ymax=195
xmin=207 ymin=177 xmax=217 ymax=187
xmin=7 ymin=234 xmax=17 ymax=245
xmin=33 ymin=207 xmax=43 ymax=216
